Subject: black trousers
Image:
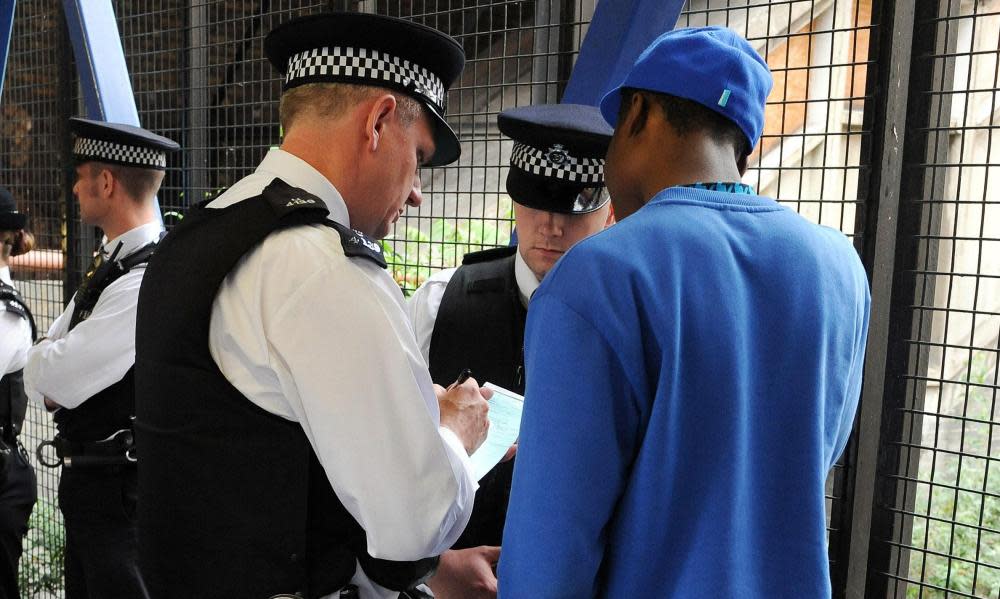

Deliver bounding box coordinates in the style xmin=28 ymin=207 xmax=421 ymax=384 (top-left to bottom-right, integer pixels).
xmin=58 ymin=465 xmax=148 ymax=599
xmin=0 ymin=445 xmax=36 ymax=599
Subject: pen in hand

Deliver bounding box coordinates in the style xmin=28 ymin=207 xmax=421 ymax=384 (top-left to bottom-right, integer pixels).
xmin=449 ymin=368 xmax=473 ymax=390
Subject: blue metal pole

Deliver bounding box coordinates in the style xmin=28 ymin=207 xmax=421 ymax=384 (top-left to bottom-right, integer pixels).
xmin=62 ymin=0 xmax=160 ymax=220
xmin=0 ymin=0 xmax=16 ymax=103
xmin=561 ymin=0 xmax=686 ymax=107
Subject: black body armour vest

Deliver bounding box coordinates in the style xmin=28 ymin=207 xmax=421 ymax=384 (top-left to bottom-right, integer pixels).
xmin=0 ymin=281 xmax=35 ymax=442
xmin=134 ymin=178 xmax=436 ymax=599
xmin=53 ymin=240 xmax=157 ymax=442
xmin=427 ymin=245 xmax=527 ymax=549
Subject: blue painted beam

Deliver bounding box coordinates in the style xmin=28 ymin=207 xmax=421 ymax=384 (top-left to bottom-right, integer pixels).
xmin=62 ymin=0 xmax=160 ymax=221
xmin=562 ymin=0 xmax=686 ymax=107
xmin=62 ymin=0 xmax=138 ymax=123
xmin=0 ymin=0 xmax=16 ymax=103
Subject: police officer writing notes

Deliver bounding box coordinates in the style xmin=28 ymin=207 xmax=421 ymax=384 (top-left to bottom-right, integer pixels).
xmin=407 ymin=103 xmax=613 ymax=598
xmin=499 ymin=27 xmax=871 ymax=597
xmin=24 ymin=119 xmax=178 ymax=599
xmin=134 ymin=13 xmax=490 ymax=599
xmin=0 ymin=188 xmax=37 ymax=599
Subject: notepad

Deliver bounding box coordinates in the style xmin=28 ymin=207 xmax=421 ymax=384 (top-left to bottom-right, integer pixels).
xmin=469 ymin=382 xmax=524 ymax=481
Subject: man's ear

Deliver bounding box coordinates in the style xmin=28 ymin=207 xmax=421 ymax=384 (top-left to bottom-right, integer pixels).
xmin=624 ymin=92 xmax=650 ymax=138
xmin=363 ymin=94 xmax=398 ymax=153
xmin=98 ymin=168 xmax=115 ymax=199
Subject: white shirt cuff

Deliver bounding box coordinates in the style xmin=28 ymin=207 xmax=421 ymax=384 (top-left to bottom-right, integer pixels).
xmin=438 ymin=426 xmax=479 ymax=492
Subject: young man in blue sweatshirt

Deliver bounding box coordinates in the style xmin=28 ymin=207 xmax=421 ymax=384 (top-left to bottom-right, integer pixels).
xmin=498 ymin=27 xmax=871 ymax=598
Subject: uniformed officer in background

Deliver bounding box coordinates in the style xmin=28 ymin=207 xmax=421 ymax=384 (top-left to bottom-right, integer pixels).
xmin=24 ymin=119 xmax=178 ymax=599
xmin=0 ymin=187 xmax=37 ymax=599
xmin=134 ymin=13 xmax=490 ymax=599
xmin=407 ymin=103 xmax=614 ymax=598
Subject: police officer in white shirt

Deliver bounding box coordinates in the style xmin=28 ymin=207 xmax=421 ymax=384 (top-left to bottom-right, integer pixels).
xmin=24 ymin=118 xmax=178 ymax=599
xmin=406 ymin=104 xmax=614 ymax=598
xmin=0 ymin=187 xmax=37 ymax=599
xmin=134 ymin=12 xmax=490 ymax=599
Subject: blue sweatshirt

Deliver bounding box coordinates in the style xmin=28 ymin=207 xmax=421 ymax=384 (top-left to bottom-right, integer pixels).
xmin=498 ymin=186 xmax=870 ymax=598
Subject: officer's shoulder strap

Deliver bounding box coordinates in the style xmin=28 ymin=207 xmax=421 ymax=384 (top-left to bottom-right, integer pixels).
xmin=260 ymin=177 xmax=330 ymax=220
xmin=462 ymin=245 xmax=517 ymax=265
xmin=324 ymin=221 xmax=387 ymax=269
xmin=0 ymin=281 xmax=27 ymax=319
xmin=0 ymin=280 xmax=36 ymax=339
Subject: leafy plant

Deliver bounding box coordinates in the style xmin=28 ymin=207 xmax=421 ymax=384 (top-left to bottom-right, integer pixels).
xmin=906 ymin=351 xmax=1000 ymax=598
xmin=19 ymin=497 xmax=65 ymax=596
xmin=383 ymin=203 xmax=514 ymax=295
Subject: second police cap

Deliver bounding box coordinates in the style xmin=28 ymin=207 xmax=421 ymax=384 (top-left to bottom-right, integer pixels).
xmin=264 ymin=12 xmax=466 ymax=167
xmin=498 ymin=103 xmax=613 ymax=215
xmin=70 ymin=118 xmax=180 ymax=171
xmin=600 ymin=26 xmax=773 ymax=152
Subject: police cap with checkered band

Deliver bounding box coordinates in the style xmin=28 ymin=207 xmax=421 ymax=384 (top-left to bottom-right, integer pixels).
xmin=499 ymin=103 xmax=613 ymax=215
xmin=264 ymin=12 xmax=465 ymax=167
xmin=0 ymin=186 xmax=26 ymax=231
xmin=70 ymin=118 xmax=180 ymax=171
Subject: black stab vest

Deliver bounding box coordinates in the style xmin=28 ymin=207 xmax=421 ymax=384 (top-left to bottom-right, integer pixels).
xmin=427 ymin=245 xmax=527 ymax=548
xmin=52 ymin=239 xmax=158 ymax=442
xmin=0 ymin=281 xmax=35 ymax=442
xmin=134 ymin=178 xmax=436 ymax=599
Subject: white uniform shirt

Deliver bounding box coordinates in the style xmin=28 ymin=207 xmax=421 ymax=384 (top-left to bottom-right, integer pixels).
xmin=207 ymin=149 xmax=477 ymax=599
xmin=24 ymin=221 xmax=163 ymax=408
xmin=406 ymin=248 xmax=539 ymax=363
xmin=0 ymin=267 xmax=32 ymax=376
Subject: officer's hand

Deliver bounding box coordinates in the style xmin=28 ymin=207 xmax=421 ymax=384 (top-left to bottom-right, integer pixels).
xmin=438 ymin=378 xmax=491 ymax=455
xmin=427 ymin=546 xmax=500 ymax=599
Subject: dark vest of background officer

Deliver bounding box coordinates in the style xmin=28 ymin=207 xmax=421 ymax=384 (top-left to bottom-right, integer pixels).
xmin=409 ymin=104 xmax=613 ymax=553
xmin=24 ymin=119 xmax=178 ymax=599
xmin=0 ymin=186 xmax=37 ymax=599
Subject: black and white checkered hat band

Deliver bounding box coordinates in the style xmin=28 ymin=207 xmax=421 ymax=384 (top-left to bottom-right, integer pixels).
xmin=73 ymin=138 xmax=167 ymax=169
xmin=511 ymin=142 xmax=605 ymax=184
xmin=286 ymin=47 xmax=446 ymax=111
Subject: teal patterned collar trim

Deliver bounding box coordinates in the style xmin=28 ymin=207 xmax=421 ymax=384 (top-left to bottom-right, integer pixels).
xmin=682 ymin=181 xmax=756 ymax=195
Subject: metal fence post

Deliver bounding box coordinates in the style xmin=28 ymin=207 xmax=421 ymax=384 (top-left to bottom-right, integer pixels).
xmin=843 ymin=0 xmax=958 ymax=595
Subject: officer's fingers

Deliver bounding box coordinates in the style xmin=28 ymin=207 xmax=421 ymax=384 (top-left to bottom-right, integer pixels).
xmin=433 ymin=384 xmax=447 ymax=399
xmin=478 ymin=385 xmax=494 ymax=402
xmin=480 ymin=545 xmax=501 ymax=563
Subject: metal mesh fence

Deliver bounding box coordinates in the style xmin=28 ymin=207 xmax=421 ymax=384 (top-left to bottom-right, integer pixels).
xmin=874 ymin=1 xmax=1000 ymax=596
xmin=0 ymin=0 xmax=996 ymax=597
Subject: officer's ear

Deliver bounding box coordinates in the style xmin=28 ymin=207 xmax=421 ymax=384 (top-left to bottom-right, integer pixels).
xmin=364 ymin=93 xmax=399 ymax=154
xmin=97 ymin=167 xmax=116 ymax=200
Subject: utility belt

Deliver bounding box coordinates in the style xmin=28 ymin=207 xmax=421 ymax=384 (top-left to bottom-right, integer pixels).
xmin=36 ymin=429 xmax=136 ymax=469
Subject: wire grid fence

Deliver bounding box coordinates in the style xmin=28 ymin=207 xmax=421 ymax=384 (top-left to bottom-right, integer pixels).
xmin=0 ymin=0 xmax=994 ymax=597
xmin=1 ymin=2 xmax=70 ymax=595
xmin=875 ymin=1 xmax=1000 ymax=597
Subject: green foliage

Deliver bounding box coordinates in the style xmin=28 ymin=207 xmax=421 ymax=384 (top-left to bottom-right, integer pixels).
xmin=19 ymin=497 xmax=65 ymax=596
xmin=906 ymin=352 xmax=1000 ymax=598
xmin=382 ymin=204 xmax=514 ymax=295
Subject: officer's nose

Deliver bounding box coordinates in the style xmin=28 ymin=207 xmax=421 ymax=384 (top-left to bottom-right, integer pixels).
xmin=406 ymin=173 xmax=424 ymax=208
xmin=539 ymin=212 xmax=563 ymax=237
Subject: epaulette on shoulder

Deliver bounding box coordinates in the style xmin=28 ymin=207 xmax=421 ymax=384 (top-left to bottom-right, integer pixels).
xmin=462 ymin=245 xmax=517 ymax=265
xmin=0 ymin=284 xmax=28 ymax=320
xmin=261 ymin=177 xmax=330 ymax=219
xmin=325 ymin=221 xmax=387 ymax=269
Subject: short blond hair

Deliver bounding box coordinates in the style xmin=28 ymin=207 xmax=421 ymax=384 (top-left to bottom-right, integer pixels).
xmin=278 ymin=82 xmax=423 ymax=132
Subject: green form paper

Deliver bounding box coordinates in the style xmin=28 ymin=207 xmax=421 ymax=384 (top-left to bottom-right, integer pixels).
xmin=469 ymin=382 xmax=525 ymax=481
